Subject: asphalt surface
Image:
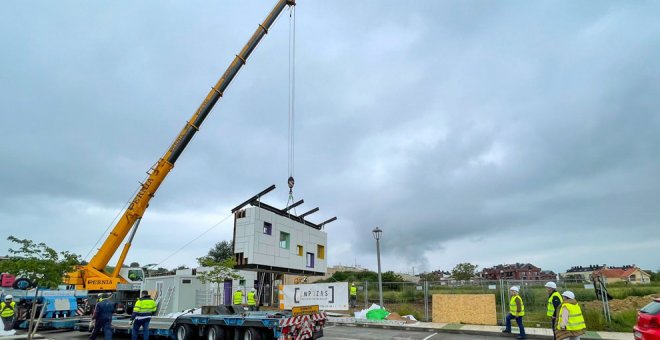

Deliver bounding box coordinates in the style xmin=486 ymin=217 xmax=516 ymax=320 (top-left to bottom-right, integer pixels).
xmin=38 ymin=325 xmax=503 ymax=339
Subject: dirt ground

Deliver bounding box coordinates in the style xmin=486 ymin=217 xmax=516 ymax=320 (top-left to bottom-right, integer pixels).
xmin=582 ymin=294 xmax=660 ymax=313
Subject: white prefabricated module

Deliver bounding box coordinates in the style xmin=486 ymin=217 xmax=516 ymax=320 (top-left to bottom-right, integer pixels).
xmin=233 ymin=206 xmax=327 ymax=276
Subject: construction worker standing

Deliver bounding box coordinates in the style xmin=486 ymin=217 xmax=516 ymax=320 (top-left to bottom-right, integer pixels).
xmin=247 ymin=288 xmax=257 ymax=311
xmin=1 ymin=295 xmax=16 ymax=331
xmin=89 ymin=293 xmax=115 ymax=340
xmin=545 ymin=282 xmax=563 ymax=339
xmin=233 ymin=289 xmax=244 ymax=308
xmin=555 ymin=291 xmax=586 ymax=340
xmin=349 ymin=283 xmax=357 ymax=308
xmin=502 ymin=286 xmax=526 ymax=339
xmin=131 ymin=291 xmax=157 ymax=340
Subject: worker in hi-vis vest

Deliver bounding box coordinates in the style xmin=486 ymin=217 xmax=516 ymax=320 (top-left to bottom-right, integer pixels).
xmin=545 ymin=281 xmax=563 ymax=339
xmin=131 ymin=291 xmax=157 ymax=340
xmin=1 ymin=295 xmax=16 ymax=331
xmin=349 ymin=283 xmax=357 ymax=308
xmin=502 ymin=286 xmax=526 ymax=339
xmin=247 ymin=288 xmax=257 ymax=311
xmin=233 ymin=289 xmax=244 ymax=307
xmin=555 ymin=291 xmax=586 ymax=340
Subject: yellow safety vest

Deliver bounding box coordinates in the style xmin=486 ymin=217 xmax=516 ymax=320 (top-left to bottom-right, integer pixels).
xmin=556 ymin=302 xmax=586 ymax=331
xmin=233 ymin=291 xmax=243 ymax=305
xmin=509 ymin=295 xmax=525 ymax=317
xmin=134 ymin=298 xmax=157 ymax=314
xmin=350 ymin=286 xmax=357 ymax=296
xmin=247 ymin=292 xmax=256 ymax=306
xmin=547 ymin=291 xmax=563 ymax=317
xmin=1 ymin=301 xmax=16 ymax=317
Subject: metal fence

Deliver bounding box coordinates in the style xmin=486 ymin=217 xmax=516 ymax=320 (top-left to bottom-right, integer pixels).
xmin=353 ymin=279 xmax=613 ymax=327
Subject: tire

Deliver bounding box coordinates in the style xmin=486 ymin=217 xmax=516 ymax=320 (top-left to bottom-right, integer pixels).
xmin=175 ymin=323 xmax=194 ymax=340
xmin=12 ymin=278 xmax=32 ymax=290
xmin=207 ymin=325 xmax=226 ymax=340
xmin=243 ymin=327 xmax=262 ymax=340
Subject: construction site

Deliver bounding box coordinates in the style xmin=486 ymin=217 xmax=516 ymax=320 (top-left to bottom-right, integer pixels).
xmin=1 ymin=1 xmax=659 ymax=340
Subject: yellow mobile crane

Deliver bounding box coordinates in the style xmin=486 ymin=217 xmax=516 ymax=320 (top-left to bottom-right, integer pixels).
xmin=64 ymin=0 xmax=296 ymax=301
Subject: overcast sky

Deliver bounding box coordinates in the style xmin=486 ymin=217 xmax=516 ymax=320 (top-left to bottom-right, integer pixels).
xmin=1 ymin=1 xmax=659 ymax=276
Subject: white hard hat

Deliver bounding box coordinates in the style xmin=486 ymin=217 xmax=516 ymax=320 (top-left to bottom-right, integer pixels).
xmin=251 ymin=288 xmax=255 ymax=292
xmin=4 ymin=295 xmax=12 ymax=300
xmin=510 ymin=286 xmax=520 ymax=292
xmin=544 ymin=282 xmax=557 ymax=289
xmin=562 ymin=291 xmax=575 ymax=299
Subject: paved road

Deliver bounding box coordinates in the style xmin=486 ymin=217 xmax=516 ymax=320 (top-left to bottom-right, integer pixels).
xmin=324 ymin=325 xmax=499 ymax=339
xmin=38 ymin=325 xmax=502 ymax=339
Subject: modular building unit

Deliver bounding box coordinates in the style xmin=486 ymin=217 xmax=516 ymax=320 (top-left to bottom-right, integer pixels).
xmin=143 ymin=269 xmax=261 ymax=314
xmin=234 ymin=206 xmax=327 ymax=276
xmin=143 ymin=269 xmax=210 ymax=315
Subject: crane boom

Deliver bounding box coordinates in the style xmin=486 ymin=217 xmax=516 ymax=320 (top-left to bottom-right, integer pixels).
xmin=65 ymin=0 xmax=296 ymax=291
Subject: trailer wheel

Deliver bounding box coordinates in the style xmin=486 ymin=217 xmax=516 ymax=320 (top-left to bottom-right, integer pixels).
xmin=243 ymin=327 xmax=262 ymax=340
xmin=207 ymin=325 xmax=226 ymax=340
xmin=175 ymin=323 xmax=194 ymax=340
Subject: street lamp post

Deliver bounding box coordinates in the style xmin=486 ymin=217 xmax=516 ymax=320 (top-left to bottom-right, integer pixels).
xmin=372 ymin=227 xmax=383 ymax=307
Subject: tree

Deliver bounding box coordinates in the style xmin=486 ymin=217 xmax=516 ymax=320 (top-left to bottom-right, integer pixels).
xmin=198 ymin=240 xmax=234 ymax=265
xmin=451 ymin=262 xmax=478 ymax=281
xmin=0 ymin=236 xmax=81 ymax=288
xmin=197 ymin=257 xmax=243 ymax=303
xmin=382 ymin=271 xmax=404 ymax=282
xmin=651 ymin=270 xmax=660 ymax=282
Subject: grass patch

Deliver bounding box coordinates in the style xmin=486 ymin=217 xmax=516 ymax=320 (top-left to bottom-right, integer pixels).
xmin=608 ymin=309 xmax=637 ymax=332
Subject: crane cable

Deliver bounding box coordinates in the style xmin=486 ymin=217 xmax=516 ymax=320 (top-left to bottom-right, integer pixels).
xmin=153 ymin=212 xmax=234 ymax=268
xmin=286 ymin=6 xmax=297 ymax=214
xmin=83 ymin=186 xmax=140 ymax=261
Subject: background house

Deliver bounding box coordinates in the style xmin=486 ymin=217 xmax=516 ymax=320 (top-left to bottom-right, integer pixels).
xmin=593 ymin=265 xmax=651 ymax=284
xmin=481 ymin=263 xmax=545 ymax=280
xmin=560 ymin=265 xmax=605 ymax=282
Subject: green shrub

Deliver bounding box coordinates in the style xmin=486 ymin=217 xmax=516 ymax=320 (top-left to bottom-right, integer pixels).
xmin=393 ymin=303 xmax=423 ymax=321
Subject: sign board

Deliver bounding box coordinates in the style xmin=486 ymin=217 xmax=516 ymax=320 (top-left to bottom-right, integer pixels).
xmin=292 ymin=305 xmax=319 ymax=316
xmin=40 ymin=290 xmax=75 ymax=297
xmin=281 ymin=282 xmax=348 ymax=310
xmin=584 ymin=284 xmax=594 ymax=289
xmin=488 ymin=285 xmax=497 ymax=290
xmin=416 ymin=285 xmax=423 ymax=291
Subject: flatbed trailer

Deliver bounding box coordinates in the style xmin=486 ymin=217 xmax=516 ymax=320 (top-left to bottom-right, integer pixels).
xmin=171 ymin=310 xmax=326 ymax=340
xmin=73 ymin=310 xmax=327 ymax=340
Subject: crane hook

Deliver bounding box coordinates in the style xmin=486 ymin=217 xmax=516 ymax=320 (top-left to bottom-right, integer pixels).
xmin=288 ymin=176 xmax=295 ymax=193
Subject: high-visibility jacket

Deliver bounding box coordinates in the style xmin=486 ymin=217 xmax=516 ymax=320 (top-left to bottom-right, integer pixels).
xmin=547 ymin=291 xmax=563 ymax=317
xmin=509 ymin=295 xmax=525 ymax=317
xmin=350 ymin=286 xmax=357 ymax=296
xmin=247 ymin=292 xmax=256 ymax=306
xmin=134 ymin=298 xmax=157 ymax=314
xmin=556 ymin=302 xmax=586 ymax=331
xmin=233 ymin=291 xmax=243 ymax=305
xmin=1 ymin=301 xmax=16 ymax=318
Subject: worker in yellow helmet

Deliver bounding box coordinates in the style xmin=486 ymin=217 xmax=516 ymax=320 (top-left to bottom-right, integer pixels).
xmin=349 ymin=283 xmax=357 ymax=308
xmin=247 ymin=288 xmax=257 ymax=311
xmin=131 ymin=291 xmax=157 ymax=340
xmin=502 ymin=286 xmax=526 ymax=339
xmin=1 ymin=295 xmax=16 ymax=331
xmin=555 ymin=291 xmax=586 ymax=340
xmin=233 ymin=289 xmax=244 ymax=307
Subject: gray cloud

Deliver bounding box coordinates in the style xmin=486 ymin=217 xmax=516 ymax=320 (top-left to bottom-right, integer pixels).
xmin=1 ymin=1 xmax=659 ymax=274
